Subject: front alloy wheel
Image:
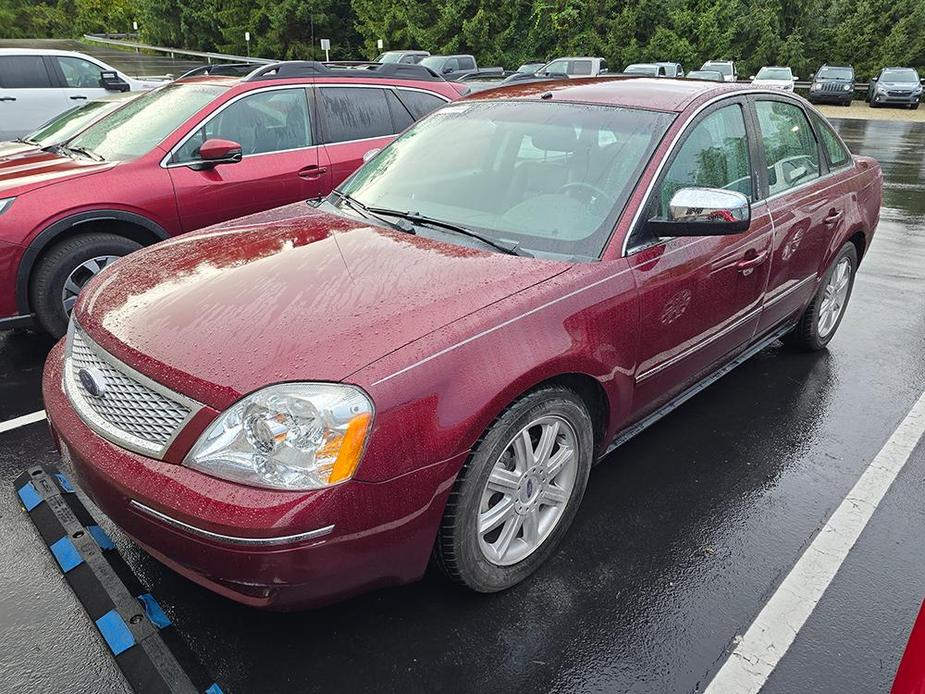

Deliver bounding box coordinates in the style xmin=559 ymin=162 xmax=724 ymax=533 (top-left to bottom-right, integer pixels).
xmin=477 ymin=415 xmax=578 ymax=566
xmin=433 ymin=386 xmax=593 ymax=592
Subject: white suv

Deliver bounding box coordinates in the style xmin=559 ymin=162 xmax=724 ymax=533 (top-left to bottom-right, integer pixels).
xmin=700 ymin=60 xmax=737 ymax=82
xmin=0 ymin=48 xmax=165 ymax=140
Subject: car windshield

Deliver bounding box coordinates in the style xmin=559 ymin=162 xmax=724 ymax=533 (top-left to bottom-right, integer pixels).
xmin=419 ymin=57 xmax=446 ymax=70
xmin=756 ymin=67 xmax=792 ymax=80
xmin=816 ymin=67 xmax=853 ymax=80
xmin=518 ymin=63 xmax=541 ymax=73
xmin=26 ymin=96 xmax=132 ymax=146
xmin=625 ymin=64 xmax=657 ymax=75
xmin=703 ymin=62 xmax=732 ymax=76
xmin=337 ymin=101 xmax=673 ymax=259
xmin=68 ymin=83 xmax=227 ymax=161
xmin=881 ymin=69 xmax=919 ymax=83
xmin=687 ymin=71 xmax=721 ymax=80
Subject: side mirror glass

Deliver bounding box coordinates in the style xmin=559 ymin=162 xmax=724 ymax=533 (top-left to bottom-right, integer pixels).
xmin=99 ymin=70 xmax=130 ymax=92
xmin=647 ymin=187 xmax=751 ymax=237
xmin=442 ymin=66 xmax=453 ymax=74
xmin=362 ymin=148 xmax=381 ymax=163
xmin=793 ymin=75 xmax=799 ymax=81
xmin=190 ymin=138 xmax=243 ymax=170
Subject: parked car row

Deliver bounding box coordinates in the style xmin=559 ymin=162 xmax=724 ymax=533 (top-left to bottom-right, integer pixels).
xmin=36 ymin=75 xmax=881 ymax=610
xmin=0 ymin=60 xmax=463 ymax=335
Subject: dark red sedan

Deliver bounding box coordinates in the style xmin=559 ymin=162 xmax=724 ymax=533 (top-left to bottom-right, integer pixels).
xmin=0 ymin=62 xmax=462 ymax=337
xmin=43 ymin=78 xmax=882 ymax=609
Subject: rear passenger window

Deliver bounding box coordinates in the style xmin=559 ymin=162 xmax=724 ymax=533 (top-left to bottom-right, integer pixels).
xmin=570 ymin=60 xmax=593 ymax=76
xmin=458 ymin=57 xmax=476 ymax=70
xmin=810 ymin=112 xmax=851 ymax=168
xmin=396 ymin=89 xmax=446 ymax=119
xmin=0 ymin=56 xmax=53 ymax=88
xmin=654 ymin=104 xmax=752 ymax=217
xmin=320 ymin=87 xmax=395 ymax=143
xmin=755 ymin=100 xmax=821 ymax=195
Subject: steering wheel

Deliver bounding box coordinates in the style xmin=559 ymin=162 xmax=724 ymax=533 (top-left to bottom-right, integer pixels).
xmin=559 ymin=181 xmax=609 ymax=201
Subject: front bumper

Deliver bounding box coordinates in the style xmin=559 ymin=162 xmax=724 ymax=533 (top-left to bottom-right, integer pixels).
xmin=43 ymin=342 xmax=464 ymax=609
xmin=871 ymin=92 xmax=920 ymax=105
xmin=808 ymin=91 xmax=853 ymax=104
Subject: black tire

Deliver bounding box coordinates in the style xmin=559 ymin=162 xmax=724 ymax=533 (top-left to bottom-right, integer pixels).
xmin=783 ymin=242 xmax=858 ymax=352
xmin=912 ymin=103 xmax=919 ymax=110
xmin=433 ymin=386 xmax=594 ymax=592
xmin=30 ymin=233 xmax=141 ymax=338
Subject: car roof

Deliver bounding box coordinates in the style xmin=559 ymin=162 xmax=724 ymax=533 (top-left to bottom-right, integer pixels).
xmin=0 ymin=48 xmax=102 ymax=58
xmin=467 ymin=76 xmax=745 ymax=112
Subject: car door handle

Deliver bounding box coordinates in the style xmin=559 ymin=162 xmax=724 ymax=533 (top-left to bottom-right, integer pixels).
xmin=736 ymin=250 xmax=769 ymax=275
xmin=69 ymin=95 xmax=88 ymax=101
xmin=824 ymin=209 xmax=843 ymax=225
xmin=0 ymin=97 xmax=15 ymax=102
xmin=298 ymin=165 xmax=328 ymax=180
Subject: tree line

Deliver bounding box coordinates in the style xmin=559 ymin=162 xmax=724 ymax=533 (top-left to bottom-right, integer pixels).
xmin=2 ymin=0 xmax=923 ymax=80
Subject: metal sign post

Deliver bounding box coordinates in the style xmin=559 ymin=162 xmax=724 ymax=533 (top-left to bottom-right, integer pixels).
xmin=245 ymin=31 xmax=251 ymax=57
xmin=320 ymin=38 xmax=330 ymax=62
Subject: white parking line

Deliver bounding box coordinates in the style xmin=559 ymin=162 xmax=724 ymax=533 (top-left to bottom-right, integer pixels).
xmin=0 ymin=410 xmax=47 ymax=434
xmin=704 ymin=389 xmax=925 ymax=694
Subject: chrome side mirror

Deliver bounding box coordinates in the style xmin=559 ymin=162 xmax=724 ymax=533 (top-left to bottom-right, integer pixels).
xmin=362 ymin=148 xmax=381 ymax=163
xmin=647 ymin=187 xmax=751 ymax=236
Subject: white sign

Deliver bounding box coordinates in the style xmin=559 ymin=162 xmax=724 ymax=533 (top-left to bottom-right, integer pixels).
xmin=377 ymin=39 xmax=384 ymax=49
xmin=320 ymin=38 xmax=330 ymax=50
xmin=132 ymin=21 xmax=138 ymax=31
xmin=245 ymin=31 xmax=250 ymax=41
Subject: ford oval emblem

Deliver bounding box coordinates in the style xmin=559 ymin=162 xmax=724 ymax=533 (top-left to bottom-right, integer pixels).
xmin=78 ymin=367 xmax=108 ymax=398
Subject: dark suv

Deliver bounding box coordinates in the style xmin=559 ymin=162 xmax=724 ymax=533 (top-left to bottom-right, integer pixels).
xmin=867 ymin=67 xmax=922 ymax=108
xmin=808 ymin=64 xmax=855 ymax=106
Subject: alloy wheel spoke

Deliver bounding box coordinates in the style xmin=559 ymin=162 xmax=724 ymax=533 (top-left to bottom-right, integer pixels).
xmin=62 ymin=296 xmax=78 ymax=312
xmin=494 ymin=514 xmax=523 ymax=560
xmin=521 ymin=508 xmax=540 ymax=546
xmin=545 ymin=445 xmax=572 ymax=480
xmin=64 ymin=277 xmax=83 ymax=298
xmin=512 ymin=429 xmax=534 ymax=470
xmin=487 ymin=466 xmax=521 ymax=493
xmin=534 ymin=420 xmax=559 ymax=466
xmin=479 ymin=497 xmax=516 ymax=535
xmin=539 ymin=484 xmax=568 ymax=507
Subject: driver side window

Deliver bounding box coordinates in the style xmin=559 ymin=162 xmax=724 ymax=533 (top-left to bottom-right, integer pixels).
xmin=653 ymin=103 xmax=752 ymax=219
xmin=754 ymin=100 xmax=820 ymax=195
xmin=57 ymin=57 xmax=103 ymax=89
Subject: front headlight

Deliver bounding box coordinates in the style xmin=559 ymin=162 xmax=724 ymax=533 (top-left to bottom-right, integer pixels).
xmin=811 ymin=83 xmax=821 ymax=92
xmin=0 ymin=197 xmax=15 ymax=215
xmin=843 ymin=84 xmax=852 ymax=91
xmin=184 ymin=383 xmax=374 ymax=490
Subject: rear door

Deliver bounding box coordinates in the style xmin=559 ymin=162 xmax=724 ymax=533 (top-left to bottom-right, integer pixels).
xmin=316 ymin=85 xmax=418 ymax=188
xmin=751 ymin=97 xmax=846 ymax=332
xmin=167 ymin=86 xmax=323 ymax=232
xmin=0 ymin=55 xmax=61 ymax=139
xmin=626 ymin=98 xmax=773 ymax=415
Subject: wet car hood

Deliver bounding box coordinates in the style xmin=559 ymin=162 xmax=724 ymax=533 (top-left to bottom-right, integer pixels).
xmin=877 ymin=81 xmax=919 ymax=90
xmin=0 ymin=149 xmax=114 ymax=197
xmin=75 ymin=208 xmax=570 ymax=410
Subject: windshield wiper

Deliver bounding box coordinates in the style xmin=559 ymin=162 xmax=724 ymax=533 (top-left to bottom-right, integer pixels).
xmin=365 ymin=207 xmax=529 ymax=256
xmin=65 ymin=145 xmax=104 ymax=162
xmin=14 ymin=137 xmax=38 ymax=145
xmin=328 ymin=190 xmax=415 ymax=235
xmin=43 ymin=143 xmax=104 ymax=161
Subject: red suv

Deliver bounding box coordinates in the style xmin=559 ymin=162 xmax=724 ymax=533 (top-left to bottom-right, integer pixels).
xmin=43 ymin=79 xmax=881 ymax=609
xmin=0 ymin=61 xmax=462 ymax=336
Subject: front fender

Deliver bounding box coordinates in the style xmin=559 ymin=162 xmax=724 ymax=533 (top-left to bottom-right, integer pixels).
xmin=351 ymin=261 xmax=639 ymax=482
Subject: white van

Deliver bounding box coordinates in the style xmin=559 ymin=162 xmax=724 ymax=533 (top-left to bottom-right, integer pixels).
xmin=0 ymin=48 xmax=165 ymax=140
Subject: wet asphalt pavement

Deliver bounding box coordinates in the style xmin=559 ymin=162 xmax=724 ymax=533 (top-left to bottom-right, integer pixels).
xmin=1 ymin=117 xmax=924 ymax=693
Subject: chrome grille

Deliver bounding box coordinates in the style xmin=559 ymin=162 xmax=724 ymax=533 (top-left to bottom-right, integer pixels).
xmin=65 ymin=325 xmax=201 ymax=458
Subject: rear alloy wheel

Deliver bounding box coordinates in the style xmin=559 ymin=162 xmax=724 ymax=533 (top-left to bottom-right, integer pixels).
xmin=433 ymin=387 xmax=593 ymax=592
xmin=783 ymin=242 xmax=858 ymax=351
xmin=30 ymin=233 xmax=141 ymax=338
